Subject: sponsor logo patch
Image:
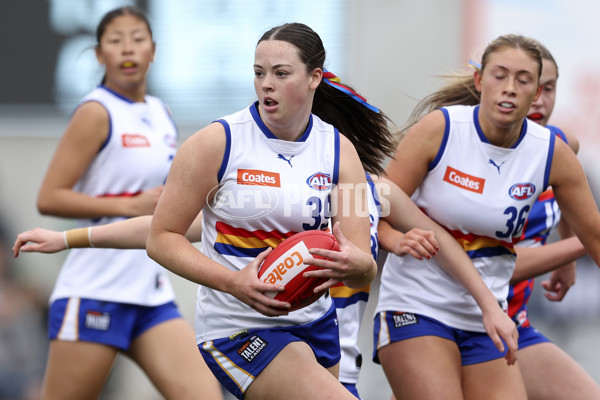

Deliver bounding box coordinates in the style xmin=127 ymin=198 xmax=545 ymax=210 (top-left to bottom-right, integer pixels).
xmin=516 ymin=310 xmax=528 ymax=327
xmin=237 ymin=169 xmax=280 ymax=187
xmin=443 ymin=166 xmax=485 ymax=193
xmin=392 ymin=312 xmax=418 ymax=328
xmin=306 ymin=172 xmax=332 ymax=191
xmin=260 ymin=244 xmax=306 ymax=285
xmin=238 ymin=335 xmax=268 ymax=362
xmin=509 ymin=183 xmax=536 ymax=200
xmin=85 ymin=311 xmax=110 ymax=331
xmin=229 ymin=330 xmax=250 ymax=341
xmin=122 ymin=134 xmax=150 ymax=147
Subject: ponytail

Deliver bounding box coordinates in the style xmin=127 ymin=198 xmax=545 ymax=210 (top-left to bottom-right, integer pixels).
xmin=313 ymin=71 xmax=396 ymax=175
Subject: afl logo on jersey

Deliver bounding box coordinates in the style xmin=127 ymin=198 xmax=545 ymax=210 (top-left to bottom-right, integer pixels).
xmin=509 ymin=183 xmax=536 ymax=200
xmin=306 ymin=172 xmax=332 ymax=191
xmin=163 ymin=133 xmax=177 ymax=148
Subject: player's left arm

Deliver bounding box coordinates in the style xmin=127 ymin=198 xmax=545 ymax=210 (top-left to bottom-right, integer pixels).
xmin=551 ymin=139 xmax=600 ymax=267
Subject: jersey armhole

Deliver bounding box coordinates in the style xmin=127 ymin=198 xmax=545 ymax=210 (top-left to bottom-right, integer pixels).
xmin=74 ymin=100 xmax=112 ymax=153
xmin=543 ymin=132 xmax=556 ymax=191
xmin=162 ymin=103 xmax=179 ymax=141
xmin=332 ymin=128 xmax=340 ymax=185
xmin=428 ymin=108 xmax=450 ymax=171
xmin=215 ymin=119 xmax=232 ymax=182
xmin=548 ymin=125 xmax=567 ymax=144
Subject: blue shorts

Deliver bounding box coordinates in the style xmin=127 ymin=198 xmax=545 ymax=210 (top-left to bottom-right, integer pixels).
xmin=199 ymin=304 xmax=340 ymax=399
xmin=518 ymin=325 xmax=550 ymax=349
xmin=48 ymin=297 xmax=181 ymax=350
xmin=341 ymin=382 xmax=361 ymax=399
xmin=373 ymin=311 xmax=508 ymax=366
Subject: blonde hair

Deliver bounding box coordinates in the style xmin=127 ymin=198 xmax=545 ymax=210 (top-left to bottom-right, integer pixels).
xmin=403 ymin=34 xmax=543 ymax=131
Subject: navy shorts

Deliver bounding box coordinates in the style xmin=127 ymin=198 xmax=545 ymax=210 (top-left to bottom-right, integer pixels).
xmin=199 ymin=304 xmax=340 ymax=399
xmin=48 ymin=297 xmax=181 ymax=350
xmin=373 ymin=311 xmax=508 ymax=366
xmin=518 ymin=325 xmax=550 ymax=349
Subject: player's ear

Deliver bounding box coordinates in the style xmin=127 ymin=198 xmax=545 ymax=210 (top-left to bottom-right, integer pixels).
xmin=95 ymin=45 xmax=105 ymax=65
xmin=473 ymin=70 xmax=483 ymax=93
xmin=309 ymin=68 xmax=322 ymax=90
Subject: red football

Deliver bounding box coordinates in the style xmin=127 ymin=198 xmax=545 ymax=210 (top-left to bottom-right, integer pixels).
xmin=258 ymin=230 xmax=339 ymax=311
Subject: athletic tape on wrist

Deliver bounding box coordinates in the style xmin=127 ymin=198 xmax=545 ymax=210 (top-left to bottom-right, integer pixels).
xmin=65 ymin=227 xmax=92 ymax=249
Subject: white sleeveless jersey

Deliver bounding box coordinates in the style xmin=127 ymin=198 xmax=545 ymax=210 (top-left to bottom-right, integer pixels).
xmin=197 ymin=103 xmax=340 ymax=342
xmin=50 ymin=86 xmax=178 ymax=306
xmin=331 ymin=173 xmax=380 ymax=384
xmin=376 ymin=105 xmax=555 ymax=332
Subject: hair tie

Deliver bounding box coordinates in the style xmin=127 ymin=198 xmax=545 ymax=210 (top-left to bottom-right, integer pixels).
xmin=322 ymin=69 xmax=380 ymax=113
xmin=468 ymin=59 xmax=482 ymax=70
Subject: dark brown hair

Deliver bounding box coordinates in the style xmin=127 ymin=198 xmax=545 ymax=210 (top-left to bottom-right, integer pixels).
xmin=258 ymin=23 xmax=396 ymax=175
xmin=96 ymin=6 xmax=153 ymax=85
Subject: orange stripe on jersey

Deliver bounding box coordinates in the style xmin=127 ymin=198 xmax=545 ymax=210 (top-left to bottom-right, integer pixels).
xmin=446 ymin=227 xmax=516 ymax=256
xmin=214 ymin=221 xmax=297 ymax=257
xmin=536 ymin=188 xmax=554 ymax=202
xmin=330 ymin=283 xmax=370 ymax=297
xmin=216 ymin=222 xmax=293 ymax=241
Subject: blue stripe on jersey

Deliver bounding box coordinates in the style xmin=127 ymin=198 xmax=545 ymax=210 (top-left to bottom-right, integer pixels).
xmin=101 ymin=111 xmax=113 ymax=153
xmin=333 ymin=128 xmax=340 ymax=185
xmin=213 ymin=243 xmax=269 ymax=258
xmin=548 ymin=125 xmax=567 ymax=143
xmin=507 ymin=279 xmax=534 ymax=323
xmin=511 ymin=118 xmax=527 ymax=149
xmin=430 ymin=108 xmax=450 ymax=171
xmin=296 ymin=114 xmax=313 ymax=143
xmin=473 ymin=105 xmax=487 ymax=143
xmin=248 ymin=101 xmax=314 ymax=142
xmin=76 ymin=99 xmax=112 ymax=153
xmin=520 ymin=190 xmax=557 ymax=243
xmin=100 ymin=85 xmax=136 ymax=103
xmin=365 ymin=173 xmax=381 ymax=209
xmin=249 ymin=102 xmax=275 ymax=139
xmin=365 ymin=172 xmax=381 ymax=260
xmin=215 ymin=119 xmax=231 ymax=182
xmin=466 ymin=246 xmax=516 ymax=259
xmin=543 ymin=133 xmax=556 ymax=191
xmin=472 ymin=105 xmax=527 ymax=148
xmin=332 ymin=291 xmax=369 ymax=308
xmin=94 ymin=86 xmax=133 ymax=153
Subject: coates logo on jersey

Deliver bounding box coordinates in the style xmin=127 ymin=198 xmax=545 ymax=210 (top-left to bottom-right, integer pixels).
xmin=122 ymin=134 xmax=150 ymax=147
xmin=306 ymin=172 xmax=332 ymax=191
xmin=237 ymin=169 xmax=280 ymax=187
xmin=509 ymin=183 xmax=536 ymax=200
xmin=443 ymin=166 xmax=484 ymax=194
